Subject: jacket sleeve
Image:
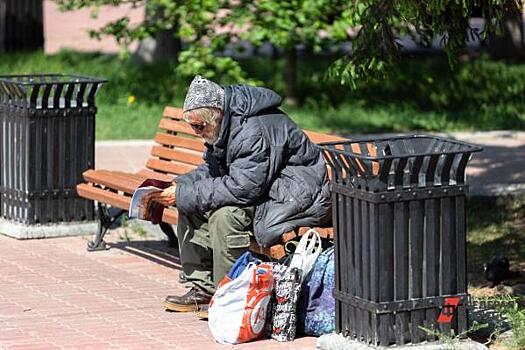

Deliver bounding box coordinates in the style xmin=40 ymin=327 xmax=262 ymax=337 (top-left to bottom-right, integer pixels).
xmin=173 ymin=148 xmax=212 ymax=184
xmin=176 ymin=134 xmax=273 ymax=215
xmin=174 ymin=162 xmax=211 ymax=185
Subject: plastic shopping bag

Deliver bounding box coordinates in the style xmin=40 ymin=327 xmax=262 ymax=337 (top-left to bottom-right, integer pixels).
xmin=216 ymin=251 xmax=261 ymax=289
xmin=297 ymin=246 xmax=335 ymax=336
xmin=269 ymin=264 xmax=302 ymax=342
xmin=267 ymin=229 xmax=322 ymax=341
xmin=289 ymin=229 xmax=322 ymax=282
xmin=208 ymin=261 xmax=274 ymax=344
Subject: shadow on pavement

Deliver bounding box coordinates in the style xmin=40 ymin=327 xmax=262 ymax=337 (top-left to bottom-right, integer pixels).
xmin=109 ymin=239 xmax=182 ymax=271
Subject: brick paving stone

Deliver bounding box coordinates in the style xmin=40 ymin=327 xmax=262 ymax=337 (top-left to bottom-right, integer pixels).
xmin=0 ymin=234 xmax=317 ymax=349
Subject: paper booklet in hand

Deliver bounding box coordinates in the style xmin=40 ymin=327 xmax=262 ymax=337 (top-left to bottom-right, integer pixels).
xmin=129 ymin=179 xmax=172 ymax=224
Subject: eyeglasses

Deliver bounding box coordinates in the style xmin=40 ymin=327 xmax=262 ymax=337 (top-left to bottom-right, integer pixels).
xmin=189 ymin=122 xmax=207 ymax=132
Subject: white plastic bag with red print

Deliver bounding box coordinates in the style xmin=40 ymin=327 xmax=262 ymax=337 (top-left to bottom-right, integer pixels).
xmin=208 ymin=262 xmax=274 ymax=344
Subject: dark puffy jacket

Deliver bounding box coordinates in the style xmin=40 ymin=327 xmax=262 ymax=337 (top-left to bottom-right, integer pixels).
xmin=175 ymin=85 xmax=331 ymax=247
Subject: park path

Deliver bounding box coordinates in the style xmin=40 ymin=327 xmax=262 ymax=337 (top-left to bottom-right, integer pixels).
xmin=0 ymin=233 xmax=316 ymax=349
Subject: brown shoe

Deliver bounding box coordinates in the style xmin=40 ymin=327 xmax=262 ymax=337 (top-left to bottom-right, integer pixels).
xmin=164 ymin=287 xmax=212 ymax=312
xmin=196 ymin=304 xmax=208 ymax=320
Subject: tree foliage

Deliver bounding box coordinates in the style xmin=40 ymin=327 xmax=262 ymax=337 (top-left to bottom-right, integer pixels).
xmin=332 ymin=0 xmax=522 ymax=86
xmin=55 ymin=0 xmax=522 ymax=88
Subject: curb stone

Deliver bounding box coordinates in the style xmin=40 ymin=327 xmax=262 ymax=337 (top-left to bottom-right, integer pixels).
xmin=316 ymin=333 xmax=488 ymax=350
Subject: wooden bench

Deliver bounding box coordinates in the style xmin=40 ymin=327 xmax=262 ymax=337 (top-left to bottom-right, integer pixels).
xmin=77 ymin=106 xmax=348 ymax=259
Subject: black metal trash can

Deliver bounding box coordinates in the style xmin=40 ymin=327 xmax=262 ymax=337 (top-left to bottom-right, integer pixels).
xmin=0 ymin=74 xmax=106 ymax=225
xmin=320 ymin=135 xmax=482 ymax=347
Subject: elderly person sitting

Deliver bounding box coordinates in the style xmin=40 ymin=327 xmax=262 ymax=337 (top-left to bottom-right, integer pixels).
xmin=152 ymin=76 xmax=331 ymax=314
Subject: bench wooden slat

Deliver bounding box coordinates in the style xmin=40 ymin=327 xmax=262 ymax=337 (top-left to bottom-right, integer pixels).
xmin=154 ymin=133 xmax=206 ymax=152
xmin=146 ymin=158 xmax=197 ymax=175
xmin=150 ymin=145 xmax=203 ymax=166
xmin=305 ymin=130 xmax=347 ymax=144
xmin=136 ymin=169 xmax=175 ymax=182
xmin=163 ymin=106 xmax=183 ymax=120
xmin=298 ymin=226 xmax=333 ymax=239
xmin=77 ymin=183 xmax=131 ymax=210
xmin=159 ymin=118 xmax=199 ymax=137
xmin=83 ymin=169 xmax=143 ymax=194
xmin=281 ymin=230 xmax=297 ymax=242
xmin=103 ymin=170 xmax=146 ymax=182
xmin=249 ymin=241 xmax=286 ymax=260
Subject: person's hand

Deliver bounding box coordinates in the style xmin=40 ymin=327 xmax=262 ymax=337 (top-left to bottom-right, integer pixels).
xmin=150 ymin=185 xmax=177 ymax=207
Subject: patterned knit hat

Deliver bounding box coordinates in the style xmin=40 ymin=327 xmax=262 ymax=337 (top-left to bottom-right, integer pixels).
xmin=183 ymin=75 xmax=224 ymax=112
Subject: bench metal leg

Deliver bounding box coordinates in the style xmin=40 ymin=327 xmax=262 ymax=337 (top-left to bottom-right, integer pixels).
xmin=87 ymin=203 xmax=125 ymax=252
xmin=159 ymin=222 xmax=178 ymax=248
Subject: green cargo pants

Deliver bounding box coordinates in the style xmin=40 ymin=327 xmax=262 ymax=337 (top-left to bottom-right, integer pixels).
xmin=176 ymin=206 xmax=254 ymax=294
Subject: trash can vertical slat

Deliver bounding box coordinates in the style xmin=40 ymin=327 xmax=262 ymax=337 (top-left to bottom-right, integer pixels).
xmin=17 ymin=114 xmax=23 ymax=220
xmin=26 ymin=111 xmax=34 ymax=222
xmin=439 ymin=196 xmax=456 ymax=335
xmin=410 ymin=155 xmax=424 ymax=187
xmin=425 ymin=154 xmax=440 ymax=186
xmin=369 ymin=202 xmax=379 ymax=345
xmin=441 ymin=153 xmax=456 ymax=185
xmin=455 ymin=153 xmax=471 ymax=185
xmin=394 ymin=201 xmax=409 ymax=345
xmin=76 ymin=83 xmax=87 ymax=108
xmin=53 ymin=110 xmax=60 ymax=221
xmin=339 ymin=194 xmax=349 ymax=335
xmin=41 ymin=84 xmax=52 ymax=109
xmin=87 ymin=83 xmax=100 ymax=107
xmin=423 ymin=198 xmax=440 ymax=341
xmin=333 ymin=192 xmax=342 ymax=334
xmin=345 ymin=196 xmax=356 ymax=337
xmin=7 ymin=114 xmax=13 ymax=219
xmin=409 ymin=200 xmax=424 ymax=342
xmin=76 ymin=110 xmax=85 ymax=219
xmin=86 ymin=108 xmax=95 ymax=219
xmin=361 ymin=201 xmax=371 ymax=343
xmin=45 ymin=110 xmax=53 ymax=222
xmin=455 ymin=195 xmax=468 ymax=334
xmin=34 ymin=109 xmax=41 ymax=223
xmin=353 ymin=197 xmax=362 ymax=339
xmin=378 ymin=202 xmax=394 ymax=346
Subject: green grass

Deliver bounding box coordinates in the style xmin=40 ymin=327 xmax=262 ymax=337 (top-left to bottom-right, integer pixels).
xmin=1 ymin=50 xmax=525 ymax=140
xmin=467 ymin=196 xmax=525 ymax=275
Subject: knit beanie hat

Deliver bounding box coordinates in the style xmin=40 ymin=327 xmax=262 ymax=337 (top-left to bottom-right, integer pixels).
xmin=183 ymin=75 xmax=225 ymax=112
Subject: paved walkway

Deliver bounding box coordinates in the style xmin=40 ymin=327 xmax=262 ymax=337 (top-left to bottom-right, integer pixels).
xmin=96 ymin=131 xmax=525 ymax=197
xmin=0 ymin=233 xmax=316 ymax=350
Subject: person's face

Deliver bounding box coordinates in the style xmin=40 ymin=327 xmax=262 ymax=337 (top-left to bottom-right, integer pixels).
xmin=186 ymin=112 xmax=222 ymax=144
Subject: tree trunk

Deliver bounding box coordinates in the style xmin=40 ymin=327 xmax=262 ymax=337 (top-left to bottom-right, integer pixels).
xmin=487 ymin=2 xmax=524 ymax=59
xmin=284 ymin=47 xmax=299 ymax=106
xmin=134 ymin=2 xmax=181 ymax=62
xmin=1 ymin=0 xmax=43 ymax=52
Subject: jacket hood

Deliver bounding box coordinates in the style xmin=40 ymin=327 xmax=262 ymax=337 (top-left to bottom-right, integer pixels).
xmin=209 ymin=84 xmax=282 ymax=157
xmin=227 ymin=85 xmax=282 ymax=119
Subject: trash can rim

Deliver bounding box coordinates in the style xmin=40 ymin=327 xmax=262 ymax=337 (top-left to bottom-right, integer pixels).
xmin=0 ymin=73 xmax=108 ymax=85
xmin=318 ymin=134 xmax=483 ymax=161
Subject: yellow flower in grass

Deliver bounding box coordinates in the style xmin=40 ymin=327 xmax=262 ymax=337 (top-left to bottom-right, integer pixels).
xmin=127 ymin=95 xmax=136 ymax=105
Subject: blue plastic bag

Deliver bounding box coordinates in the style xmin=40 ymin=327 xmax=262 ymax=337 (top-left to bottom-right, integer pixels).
xmin=297 ymin=246 xmax=335 ymax=336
